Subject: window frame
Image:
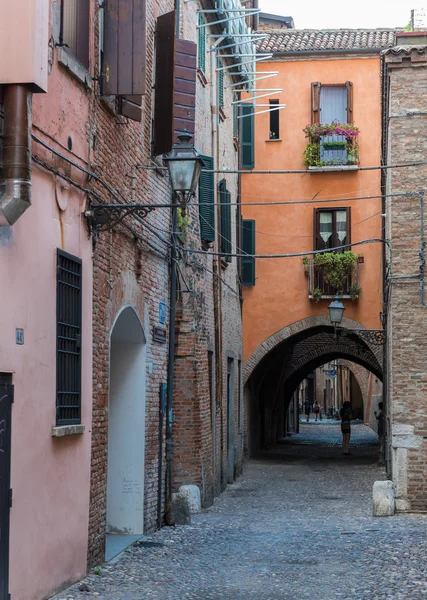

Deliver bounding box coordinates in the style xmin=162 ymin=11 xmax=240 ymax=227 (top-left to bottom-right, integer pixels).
xmin=60 ymin=0 xmax=90 ymax=70
xmin=313 ymin=207 xmax=351 ymax=251
xmin=311 ymin=81 xmax=353 ymax=124
xmin=269 ymin=99 xmax=280 ymax=139
xmin=219 ymin=179 xmax=232 ymax=262
xmin=56 ymin=249 xmax=83 ymax=426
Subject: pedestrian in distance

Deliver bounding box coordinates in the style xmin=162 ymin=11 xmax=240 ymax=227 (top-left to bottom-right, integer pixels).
xmin=313 ymin=401 xmax=320 ymax=422
xmin=340 ymin=400 xmax=353 ymax=455
xmin=304 ymin=399 xmax=311 ymax=423
xmin=374 ymin=402 xmax=385 ymax=451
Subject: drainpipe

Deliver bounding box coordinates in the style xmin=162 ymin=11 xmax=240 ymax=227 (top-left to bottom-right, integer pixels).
xmin=0 ymin=84 xmax=32 ymax=226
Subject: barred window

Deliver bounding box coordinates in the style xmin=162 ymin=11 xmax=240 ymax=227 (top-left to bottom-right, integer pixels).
xmin=56 ymin=250 xmax=82 ymax=425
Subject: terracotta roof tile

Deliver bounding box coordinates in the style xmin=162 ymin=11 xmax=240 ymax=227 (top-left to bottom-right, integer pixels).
xmin=257 ymin=29 xmax=397 ymax=53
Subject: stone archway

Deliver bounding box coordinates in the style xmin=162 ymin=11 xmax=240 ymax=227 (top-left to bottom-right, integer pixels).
xmin=244 ymin=315 xmax=382 ymax=384
xmin=244 ymin=316 xmax=383 ymax=455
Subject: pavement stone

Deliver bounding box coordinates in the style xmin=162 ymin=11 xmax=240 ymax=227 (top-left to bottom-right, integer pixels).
xmin=52 ymin=422 xmax=427 ymax=600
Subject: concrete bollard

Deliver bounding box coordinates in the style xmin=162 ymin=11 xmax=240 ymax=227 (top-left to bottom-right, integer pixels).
xmin=178 ymin=485 xmax=202 ymax=514
xmin=373 ymin=480 xmax=395 ymax=517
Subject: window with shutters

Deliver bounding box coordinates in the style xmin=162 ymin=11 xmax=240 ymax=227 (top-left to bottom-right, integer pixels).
xmin=219 ymin=179 xmax=232 ymax=263
xmin=242 ymin=219 xmax=255 ymax=286
xmin=197 ymin=12 xmax=206 ymax=73
xmin=241 ymin=104 xmax=254 ymax=169
xmin=305 ymin=82 xmax=359 ymax=168
xmin=199 ymin=155 xmax=215 ymax=243
xmin=56 ymin=250 xmax=82 ymax=426
xmin=60 ymin=0 xmax=90 ymax=68
xmin=314 ymin=208 xmax=350 ymax=251
xmin=311 ymin=208 xmax=358 ymax=297
xmin=233 ymin=94 xmax=239 ymax=139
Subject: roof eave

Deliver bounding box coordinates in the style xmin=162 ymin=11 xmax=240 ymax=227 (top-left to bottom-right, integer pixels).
xmin=259 ymin=47 xmax=386 ymax=57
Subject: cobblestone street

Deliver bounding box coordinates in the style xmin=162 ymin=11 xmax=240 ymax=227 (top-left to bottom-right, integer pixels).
xmin=54 ymin=423 xmax=427 ymax=600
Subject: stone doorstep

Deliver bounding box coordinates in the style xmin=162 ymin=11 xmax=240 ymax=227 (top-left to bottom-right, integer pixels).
xmin=52 ymin=424 xmax=85 ymax=437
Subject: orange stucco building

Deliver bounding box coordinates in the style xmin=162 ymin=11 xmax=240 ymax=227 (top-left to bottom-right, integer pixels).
xmin=241 ymin=29 xmax=396 ymax=451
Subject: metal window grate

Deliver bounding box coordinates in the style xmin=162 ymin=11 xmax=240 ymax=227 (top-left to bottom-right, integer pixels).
xmin=56 ymin=250 xmax=82 ymax=425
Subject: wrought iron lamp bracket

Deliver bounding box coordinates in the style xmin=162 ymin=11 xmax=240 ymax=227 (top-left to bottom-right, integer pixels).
xmin=336 ymin=328 xmax=386 ymax=346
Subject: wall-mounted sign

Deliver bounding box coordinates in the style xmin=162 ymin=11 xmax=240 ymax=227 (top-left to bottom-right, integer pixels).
xmin=153 ymin=326 xmax=167 ymax=344
xmin=16 ymin=329 xmax=24 ymax=345
xmin=159 ymin=301 xmax=167 ymax=325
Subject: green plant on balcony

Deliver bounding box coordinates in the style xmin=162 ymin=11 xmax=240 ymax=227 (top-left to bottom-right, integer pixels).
xmin=302 ymin=121 xmax=360 ymax=167
xmin=314 ymin=251 xmax=359 ymax=295
xmin=349 ymin=284 xmax=362 ymax=300
xmin=311 ymin=287 xmax=323 ymax=302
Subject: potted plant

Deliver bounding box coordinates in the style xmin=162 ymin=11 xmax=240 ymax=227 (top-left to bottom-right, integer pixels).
xmin=314 ymin=251 xmax=360 ymax=295
xmin=311 ymin=288 xmax=323 ymax=302
xmin=302 ymin=255 xmax=310 ymax=275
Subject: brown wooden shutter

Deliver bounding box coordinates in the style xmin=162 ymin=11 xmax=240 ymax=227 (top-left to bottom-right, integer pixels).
xmin=346 ymin=81 xmax=353 ymax=123
xmin=314 ymin=208 xmax=320 ymax=250
xmin=118 ymin=95 xmax=143 ymax=121
xmin=311 ymin=82 xmax=321 ymax=124
xmin=101 ymin=0 xmax=147 ymax=96
xmin=153 ymin=11 xmax=197 ymax=156
xmin=346 ymin=207 xmax=352 ymax=246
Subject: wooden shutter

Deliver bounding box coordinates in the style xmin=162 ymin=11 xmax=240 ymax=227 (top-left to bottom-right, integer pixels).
xmin=199 ymin=155 xmax=215 ymax=242
xmin=241 ymin=104 xmax=254 ymax=169
xmin=242 ymin=219 xmax=255 ymax=286
xmin=314 ymin=208 xmax=320 ymax=250
xmin=346 ymin=81 xmax=353 ymax=123
xmin=346 ymin=207 xmax=352 ymax=246
xmin=197 ymin=12 xmax=206 ymax=72
xmin=220 ymin=184 xmax=232 ymax=261
xmin=311 ymin=82 xmax=321 ymax=123
xmin=153 ymin=11 xmax=197 ymax=156
xmin=118 ymin=95 xmax=142 ymax=122
xmin=102 ymin=0 xmax=147 ymax=96
xmin=218 ymin=61 xmax=224 ymax=108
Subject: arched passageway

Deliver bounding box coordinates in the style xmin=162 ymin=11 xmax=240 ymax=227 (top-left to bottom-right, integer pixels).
xmin=106 ymin=306 xmax=147 ymax=555
xmin=244 ymin=317 xmax=383 ymax=455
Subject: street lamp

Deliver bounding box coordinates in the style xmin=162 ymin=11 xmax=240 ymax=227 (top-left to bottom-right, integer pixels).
xmin=328 ymin=298 xmax=345 ymax=336
xmin=163 ymin=132 xmax=205 ymax=214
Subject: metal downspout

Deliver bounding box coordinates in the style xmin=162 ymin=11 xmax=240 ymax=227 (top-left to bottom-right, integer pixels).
xmin=0 ymin=84 xmax=32 ymax=226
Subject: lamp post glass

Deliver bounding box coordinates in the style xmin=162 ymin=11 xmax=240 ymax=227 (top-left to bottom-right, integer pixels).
xmin=328 ymin=299 xmax=345 ymax=326
xmin=164 ymin=133 xmax=204 ymax=198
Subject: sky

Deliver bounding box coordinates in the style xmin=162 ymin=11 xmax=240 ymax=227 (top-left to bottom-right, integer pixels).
xmin=259 ymin=0 xmax=427 ymax=30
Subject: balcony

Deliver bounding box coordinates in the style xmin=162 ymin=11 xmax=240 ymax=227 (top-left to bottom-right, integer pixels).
xmin=306 ymin=256 xmax=361 ymax=301
xmin=302 ymin=122 xmax=360 ymax=172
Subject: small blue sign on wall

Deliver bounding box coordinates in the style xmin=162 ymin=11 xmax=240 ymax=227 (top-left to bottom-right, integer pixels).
xmin=159 ymin=301 xmax=167 ymax=325
xmin=330 ymin=369 xmax=337 ymax=378
xmin=16 ymin=329 xmax=24 ymax=345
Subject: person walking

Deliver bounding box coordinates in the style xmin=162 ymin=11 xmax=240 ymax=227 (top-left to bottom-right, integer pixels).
xmin=340 ymin=401 xmax=353 ymax=455
xmin=374 ymin=402 xmax=385 ymax=452
xmin=304 ymin=399 xmax=311 ymax=423
xmin=313 ymin=401 xmax=321 ymax=422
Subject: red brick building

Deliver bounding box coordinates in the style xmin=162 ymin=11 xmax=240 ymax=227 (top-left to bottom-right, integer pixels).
xmin=382 ymin=38 xmax=427 ymax=511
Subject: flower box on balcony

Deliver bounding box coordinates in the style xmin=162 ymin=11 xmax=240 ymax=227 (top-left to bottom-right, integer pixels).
xmin=302 ymin=121 xmax=360 ymax=169
xmin=304 ymin=251 xmax=361 ymax=301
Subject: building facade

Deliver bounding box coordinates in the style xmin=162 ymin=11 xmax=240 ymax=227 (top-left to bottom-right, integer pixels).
xmin=383 ymin=39 xmax=427 ymax=511
xmin=241 ymin=29 xmax=394 ymax=454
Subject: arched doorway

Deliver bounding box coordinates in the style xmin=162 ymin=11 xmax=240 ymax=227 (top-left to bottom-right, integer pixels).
xmin=106 ymin=306 xmax=146 ymax=557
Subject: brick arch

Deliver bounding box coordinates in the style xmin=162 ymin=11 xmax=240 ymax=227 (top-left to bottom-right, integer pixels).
xmin=244 ymin=315 xmax=383 ymax=384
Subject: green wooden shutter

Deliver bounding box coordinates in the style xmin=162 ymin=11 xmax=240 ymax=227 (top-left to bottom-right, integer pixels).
xmin=218 ymin=61 xmax=224 ymax=109
xmin=219 ymin=181 xmax=232 ymax=261
xmin=242 ymin=219 xmax=255 ymax=286
xmin=233 ymin=94 xmax=239 ymax=138
xmin=241 ymin=104 xmax=254 ymax=169
xmin=197 ymin=13 xmax=206 ymax=72
xmin=199 ymin=155 xmax=215 ymax=242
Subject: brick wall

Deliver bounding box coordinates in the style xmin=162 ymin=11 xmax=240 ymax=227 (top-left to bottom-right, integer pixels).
xmin=88 ymin=0 xmax=244 ymax=566
xmin=384 ymin=46 xmax=427 ymax=511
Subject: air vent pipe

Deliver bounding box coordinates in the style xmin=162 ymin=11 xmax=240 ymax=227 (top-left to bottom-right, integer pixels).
xmin=0 ymin=84 xmax=32 ymax=226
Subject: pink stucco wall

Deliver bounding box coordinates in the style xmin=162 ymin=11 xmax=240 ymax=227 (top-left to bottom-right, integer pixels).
xmin=0 ymin=13 xmax=94 ymax=597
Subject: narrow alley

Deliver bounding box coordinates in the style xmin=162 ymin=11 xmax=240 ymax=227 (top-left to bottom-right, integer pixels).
xmin=54 ymin=423 xmax=427 ymax=600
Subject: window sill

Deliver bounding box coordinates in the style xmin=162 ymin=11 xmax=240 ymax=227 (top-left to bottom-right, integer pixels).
xmin=197 ymin=68 xmax=208 ymax=87
xmin=307 ymin=165 xmax=359 ymax=173
xmin=266 ymin=139 xmax=282 ymax=142
xmin=58 ymin=47 xmax=93 ymax=90
xmin=52 ymin=424 xmax=85 ymax=437
xmin=309 ymin=294 xmax=354 ymax=300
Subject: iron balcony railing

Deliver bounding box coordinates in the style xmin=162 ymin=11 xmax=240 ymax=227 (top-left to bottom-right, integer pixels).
xmin=307 ymin=261 xmax=360 ymax=300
